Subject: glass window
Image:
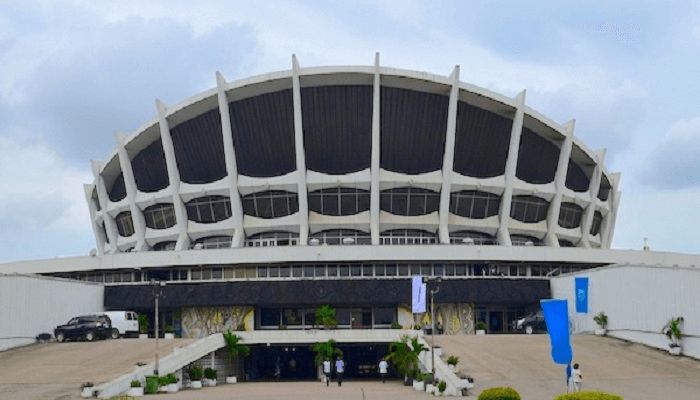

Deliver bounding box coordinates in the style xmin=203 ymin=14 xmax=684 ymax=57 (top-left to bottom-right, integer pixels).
xmin=304 ymin=265 xmax=314 ymax=277
xmin=242 ymin=190 xmax=299 ymax=219
xmin=510 ymin=195 xmax=550 ymax=223
xmin=186 ymin=196 xmax=232 ymax=223
xmin=269 ymin=266 xmax=279 ymax=278
xmin=292 ymin=265 xmax=302 ymax=278
xmin=257 ymin=266 xmax=268 ymax=278
xmin=336 ymin=309 xmax=351 ymax=326
xmin=380 ymin=229 xmax=437 ymax=245
xmin=310 ymin=229 xmax=371 ymax=245
xmin=449 ymin=231 xmax=496 ymax=245
xmin=380 ymin=187 xmax=440 ymax=216
xmin=339 ymin=265 xmax=350 ymax=277
xmin=351 ymin=264 xmax=361 ymax=276
xmin=450 ymin=191 xmax=501 ymax=219
xmin=115 ymin=211 xmax=135 ymax=237
xmin=144 ymin=203 xmax=176 ymax=229
xmin=308 ymin=187 xmax=371 ymax=216
xmin=374 ymin=307 xmax=395 ymax=326
xmin=282 ymin=309 xmax=302 ymax=325
xmin=153 ymin=241 xmax=176 ymax=251
xmin=511 ymin=235 xmax=541 ymax=246
xmin=386 ymin=264 xmax=397 ymax=276
xmin=192 ymin=236 xmax=232 ymax=249
xmin=398 ymin=264 xmax=409 ymax=276
xmin=362 ymin=265 xmax=374 ymax=276
xmin=327 ymin=265 xmax=338 ymax=277
xmin=314 ymin=265 xmax=326 ymax=277
xmin=245 ymin=231 xmax=299 ymax=247
xmin=260 ymin=308 xmax=280 ymax=327
xmin=304 ymin=309 xmax=316 ymax=326
xmin=280 ymin=266 xmax=290 ymax=278
xmin=558 ymin=202 xmax=584 ymax=229
xmin=591 ymin=211 xmax=603 ymax=235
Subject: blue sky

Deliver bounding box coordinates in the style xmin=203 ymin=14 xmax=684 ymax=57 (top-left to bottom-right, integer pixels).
xmin=0 ymin=1 xmax=698 ymax=261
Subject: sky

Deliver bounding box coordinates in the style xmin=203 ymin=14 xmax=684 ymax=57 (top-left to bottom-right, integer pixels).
xmin=0 ymin=0 xmax=699 ymax=262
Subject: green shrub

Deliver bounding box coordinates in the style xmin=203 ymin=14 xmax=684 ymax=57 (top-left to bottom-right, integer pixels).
xmin=478 ymin=387 xmax=521 ymax=400
xmin=204 ymin=367 xmax=217 ymax=380
xmin=475 ymin=321 xmax=488 ymax=331
xmin=188 ymin=365 xmax=203 ymax=381
xmin=144 ymin=376 xmax=159 ymax=394
xmin=447 ymin=355 xmax=459 ymax=366
xmin=554 ymin=392 xmax=623 ymax=400
xmin=390 ymin=322 xmax=403 ymax=329
xmin=438 ymin=380 xmax=447 ymax=393
xmin=165 ymin=373 xmax=177 ymax=384
xmin=129 ymin=380 xmax=141 ymax=388
xmin=422 ymin=372 xmax=434 ymax=384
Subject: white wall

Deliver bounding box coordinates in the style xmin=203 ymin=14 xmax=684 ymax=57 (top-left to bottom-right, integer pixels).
xmin=551 ymin=264 xmax=700 ymax=359
xmin=0 ymin=274 xmax=104 ymax=351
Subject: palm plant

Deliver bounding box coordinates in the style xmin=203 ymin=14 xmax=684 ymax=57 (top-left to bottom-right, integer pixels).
xmin=386 ymin=335 xmax=427 ymax=383
xmin=315 ymin=304 xmax=338 ymax=329
xmin=593 ymin=312 xmax=608 ymax=329
xmin=311 ymin=339 xmax=343 ymax=367
xmin=223 ymin=330 xmax=250 ymax=378
xmin=662 ymin=317 xmax=683 ymax=347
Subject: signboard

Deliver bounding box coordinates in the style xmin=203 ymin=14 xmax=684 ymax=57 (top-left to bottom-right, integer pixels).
xmin=575 ymin=277 xmax=589 ymax=314
xmin=540 ymin=299 xmax=573 ymax=365
xmin=411 ymin=276 xmax=426 ymax=313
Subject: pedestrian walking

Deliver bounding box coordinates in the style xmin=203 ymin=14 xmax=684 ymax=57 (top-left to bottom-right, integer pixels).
xmin=335 ymin=356 xmax=345 ymax=387
xmin=323 ymin=359 xmax=332 ymax=386
xmin=572 ymin=363 xmax=583 ymax=392
xmin=378 ymin=358 xmax=388 ymax=383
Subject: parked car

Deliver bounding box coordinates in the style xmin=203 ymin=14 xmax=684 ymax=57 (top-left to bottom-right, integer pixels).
xmin=101 ymin=311 xmax=139 ymax=337
xmin=513 ymin=311 xmax=547 ymax=334
xmin=54 ymin=315 xmax=117 ymax=342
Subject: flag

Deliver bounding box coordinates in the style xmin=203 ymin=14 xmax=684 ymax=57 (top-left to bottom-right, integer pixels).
xmin=540 ymin=299 xmax=573 ymax=365
xmin=411 ymin=276 xmax=426 ymax=313
xmin=575 ymin=277 xmax=589 ymax=313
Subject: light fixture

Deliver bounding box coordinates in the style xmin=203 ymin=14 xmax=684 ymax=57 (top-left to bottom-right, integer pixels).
xmin=342 ymin=237 xmax=355 ymax=245
xmin=525 ymin=241 xmax=534 ymax=247
xmin=461 ymin=237 xmax=475 ymax=245
xmin=194 ymin=243 xmax=203 ymax=250
xmin=309 ymin=238 xmax=320 ymax=246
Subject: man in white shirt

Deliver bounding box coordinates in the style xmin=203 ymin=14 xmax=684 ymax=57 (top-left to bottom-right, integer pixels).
xmin=378 ymin=358 xmax=389 ymax=383
xmin=335 ymin=357 xmax=345 ymax=387
xmin=572 ymin=363 xmax=583 ymax=392
xmin=322 ymin=359 xmax=331 ymax=386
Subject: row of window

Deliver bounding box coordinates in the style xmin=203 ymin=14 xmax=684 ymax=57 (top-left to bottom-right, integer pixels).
xmin=258 ymin=307 xmax=395 ymax=329
xmin=52 ymin=261 xmax=594 ymax=284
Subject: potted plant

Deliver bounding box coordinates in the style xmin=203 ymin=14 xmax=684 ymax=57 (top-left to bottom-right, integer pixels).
xmin=386 ymin=335 xmax=427 ymax=386
xmin=437 ymin=380 xmax=447 ymax=396
xmin=315 ymin=304 xmax=338 ymax=329
xmin=411 ymin=369 xmax=425 ymax=391
xmin=204 ymin=367 xmax=218 ymax=386
xmin=223 ymin=330 xmax=250 ymax=384
xmin=311 ymin=339 xmax=342 ymax=380
xmin=447 ymin=355 xmax=459 ymax=372
xmin=475 ymin=321 xmax=487 ymax=335
xmin=80 ymin=382 xmax=94 ymax=398
xmin=593 ymin=312 xmax=608 ymax=336
xmin=128 ymin=379 xmax=143 ymax=397
xmin=164 ymin=325 xmax=175 ymax=339
xmin=158 ymin=376 xmax=169 ymax=393
xmin=188 ymin=365 xmax=203 ymax=389
xmin=662 ymin=316 xmax=683 ymax=355
xmin=424 ymin=373 xmax=435 ymax=393
xmin=138 ymin=314 xmax=149 ymax=339
xmin=165 ymin=373 xmax=178 ymax=393
xmin=144 ymin=375 xmax=159 ymax=394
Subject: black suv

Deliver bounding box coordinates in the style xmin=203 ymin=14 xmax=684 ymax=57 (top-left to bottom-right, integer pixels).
xmin=54 ymin=315 xmax=118 ymax=342
xmin=513 ymin=311 xmax=547 ymax=334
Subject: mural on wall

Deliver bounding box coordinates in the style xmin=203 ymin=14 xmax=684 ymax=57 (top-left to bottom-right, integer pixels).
xmin=181 ymin=306 xmax=253 ymax=338
xmin=411 ymin=303 xmax=475 ymax=334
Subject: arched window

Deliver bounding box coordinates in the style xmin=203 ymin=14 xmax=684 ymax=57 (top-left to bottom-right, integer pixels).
xmin=144 ymin=203 xmax=176 ymax=229
xmin=558 ymin=239 xmax=575 ymax=248
xmin=590 ymin=211 xmax=603 ymax=236
xmin=449 ymin=231 xmax=496 ymax=245
xmin=308 ymin=187 xmax=370 ymax=216
xmin=558 ymin=202 xmax=583 ymax=229
xmin=310 ymin=229 xmax=371 ymax=245
xmin=115 ymin=211 xmax=134 ymax=237
xmin=380 ymin=229 xmax=437 ymax=245
xmin=245 ymin=231 xmax=299 ymax=247
xmin=186 ymin=196 xmax=232 ymax=223
xmin=450 ymin=191 xmax=501 ymax=219
xmin=191 ymin=236 xmax=232 ymax=249
xmin=153 ymin=241 xmax=176 ymax=251
xmin=242 ymin=191 xmax=299 ymax=219
xmin=380 ymin=187 xmax=440 ymax=216
xmin=510 ymin=196 xmax=549 ymax=223
xmin=510 ymin=234 xmax=541 ymax=246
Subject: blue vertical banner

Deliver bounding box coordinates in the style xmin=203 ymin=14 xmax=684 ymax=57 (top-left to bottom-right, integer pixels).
xmin=411 ymin=276 xmax=426 ymax=313
xmin=575 ymin=277 xmax=589 ymax=314
xmin=540 ymin=299 xmax=573 ymax=365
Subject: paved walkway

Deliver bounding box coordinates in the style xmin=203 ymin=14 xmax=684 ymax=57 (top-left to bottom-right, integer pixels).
xmin=435 ymin=334 xmax=700 ymax=399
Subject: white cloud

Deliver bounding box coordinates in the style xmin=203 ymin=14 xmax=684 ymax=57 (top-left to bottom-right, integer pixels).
xmin=645 ymin=116 xmax=700 ymax=189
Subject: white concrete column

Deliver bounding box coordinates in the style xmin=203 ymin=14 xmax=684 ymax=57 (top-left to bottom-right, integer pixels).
xmin=580 ymin=149 xmax=605 ymax=248
xmin=83 ymin=184 xmax=105 ymax=256
xmin=216 ymin=71 xmax=245 ymax=247
xmin=370 ymin=52 xmax=381 ymax=245
xmin=601 ymin=173 xmax=621 ymax=248
xmin=292 ymin=54 xmax=309 ymax=245
xmin=438 ymin=66 xmax=460 ymax=244
xmin=116 ymin=133 xmax=148 ymax=251
xmin=156 ymin=99 xmax=191 ymax=250
xmin=90 ymin=160 xmax=118 ymax=253
xmin=496 ymin=90 xmax=526 ymax=246
xmin=544 ymin=120 xmax=574 ymax=247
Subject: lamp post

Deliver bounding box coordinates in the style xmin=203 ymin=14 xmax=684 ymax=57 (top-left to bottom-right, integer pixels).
xmin=423 ymin=276 xmax=442 ymax=379
xmin=151 ymin=279 xmax=166 ymax=375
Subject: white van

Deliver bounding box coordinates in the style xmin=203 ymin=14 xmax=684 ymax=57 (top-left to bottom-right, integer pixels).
xmin=101 ymin=311 xmax=139 ymax=337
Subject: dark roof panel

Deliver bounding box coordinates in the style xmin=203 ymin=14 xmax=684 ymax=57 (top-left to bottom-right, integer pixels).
xmin=454 ymin=101 xmax=512 ymax=177
xmin=171 ymin=109 xmax=226 ymax=184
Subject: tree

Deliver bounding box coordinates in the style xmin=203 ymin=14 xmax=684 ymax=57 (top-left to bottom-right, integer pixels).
xmin=315 ymin=304 xmax=338 ymax=329
xmin=223 ymin=330 xmax=250 ymax=378
xmin=386 ymin=335 xmax=427 ymax=383
xmin=311 ymin=339 xmax=343 ymax=367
